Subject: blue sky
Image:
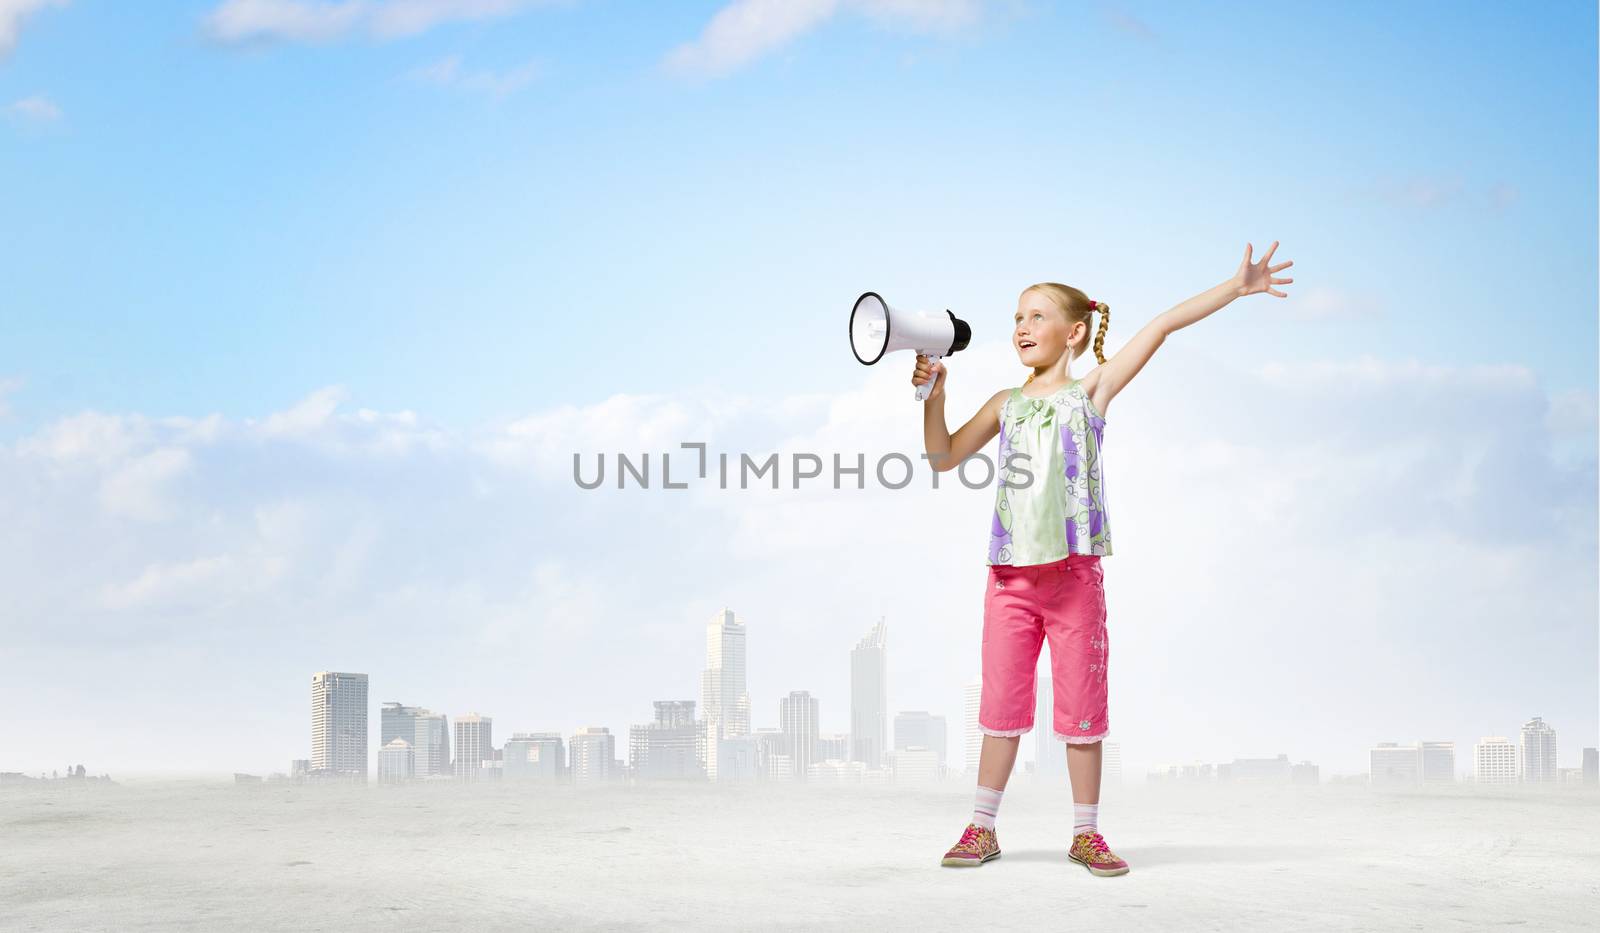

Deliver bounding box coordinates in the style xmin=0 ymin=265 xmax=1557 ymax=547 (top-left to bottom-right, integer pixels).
xmin=0 ymin=1 xmax=1595 ymax=778
xmin=2 ymin=1 xmax=1594 ymax=430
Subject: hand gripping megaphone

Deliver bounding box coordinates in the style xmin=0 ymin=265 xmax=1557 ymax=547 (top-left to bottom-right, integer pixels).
xmin=849 ymin=292 xmax=973 ymax=401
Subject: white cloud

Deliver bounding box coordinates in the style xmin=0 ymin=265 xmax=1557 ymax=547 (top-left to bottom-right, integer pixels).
xmin=665 ymin=0 xmax=985 ymax=78
xmin=0 ymin=0 xmax=64 ymax=59
xmin=98 ymin=447 xmax=193 ymax=521
xmin=204 ymin=0 xmax=543 ymax=44
xmin=0 ymin=349 xmax=1592 ymax=778
xmin=7 ymin=94 xmax=61 ymax=122
xmin=409 ymin=54 xmax=540 ymax=97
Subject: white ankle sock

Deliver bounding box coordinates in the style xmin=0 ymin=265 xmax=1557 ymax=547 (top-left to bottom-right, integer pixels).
xmin=1073 ymin=802 xmax=1098 ymax=836
xmin=973 ymin=784 xmax=1004 ymax=829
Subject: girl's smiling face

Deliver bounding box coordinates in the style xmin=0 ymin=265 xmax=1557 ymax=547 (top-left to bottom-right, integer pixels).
xmin=1013 ymin=291 xmax=1080 ymax=367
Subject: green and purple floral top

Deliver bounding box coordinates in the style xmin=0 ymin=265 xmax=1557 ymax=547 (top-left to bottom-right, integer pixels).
xmin=987 ymin=379 xmax=1112 ymax=565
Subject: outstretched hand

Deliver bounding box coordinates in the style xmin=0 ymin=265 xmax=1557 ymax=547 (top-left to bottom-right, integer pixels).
xmin=1233 ymin=241 xmax=1294 ymax=298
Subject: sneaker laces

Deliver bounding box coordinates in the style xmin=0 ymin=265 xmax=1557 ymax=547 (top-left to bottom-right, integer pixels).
xmin=1087 ymin=832 xmax=1110 ymax=855
xmin=958 ymin=824 xmax=984 ymax=849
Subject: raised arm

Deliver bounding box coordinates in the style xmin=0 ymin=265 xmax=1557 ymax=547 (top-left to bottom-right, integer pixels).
xmin=1095 ymin=241 xmax=1294 ymax=406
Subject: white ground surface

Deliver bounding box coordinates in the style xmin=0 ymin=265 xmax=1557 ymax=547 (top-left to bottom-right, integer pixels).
xmin=3 ymin=777 xmax=1596 ymax=932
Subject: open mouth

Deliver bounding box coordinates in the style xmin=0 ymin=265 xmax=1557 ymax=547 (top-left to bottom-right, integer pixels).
xmin=1019 ymin=340 xmax=1036 ymax=350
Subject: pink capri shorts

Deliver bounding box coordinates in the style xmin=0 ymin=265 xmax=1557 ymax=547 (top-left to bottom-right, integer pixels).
xmin=979 ymin=554 xmax=1109 ymax=744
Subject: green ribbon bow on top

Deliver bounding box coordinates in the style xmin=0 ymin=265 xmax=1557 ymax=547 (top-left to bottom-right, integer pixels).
xmin=1006 ymin=393 xmax=1058 ymax=432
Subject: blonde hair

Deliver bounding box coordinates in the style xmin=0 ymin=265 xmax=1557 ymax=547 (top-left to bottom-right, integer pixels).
xmin=1019 ymin=282 xmax=1110 ymax=386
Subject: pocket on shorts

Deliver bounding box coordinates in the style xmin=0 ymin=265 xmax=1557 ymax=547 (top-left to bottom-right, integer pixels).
xmin=1067 ymin=558 xmax=1103 ymax=588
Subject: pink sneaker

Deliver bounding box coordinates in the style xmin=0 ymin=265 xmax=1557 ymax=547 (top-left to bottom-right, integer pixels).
xmin=941 ymin=822 xmax=1001 ymax=867
xmin=1067 ymin=830 xmax=1129 ymax=876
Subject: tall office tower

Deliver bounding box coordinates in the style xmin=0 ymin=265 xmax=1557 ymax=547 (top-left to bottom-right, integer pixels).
xmin=1032 ymin=662 xmax=1065 ymax=777
xmin=964 ymin=678 xmax=982 ymax=775
xmin=454 ymin=713 xmax=493 ymax=781
xmin=380 ymin=703 xmax=451 ymax=778
xmin=1474 ymin=736 xmax=1517 ymax=784
xmin=1369 ymin=742 xmax=1422 ymax=785
xmin=1420 ymin=741 xmax=1456 ymax=783
xmin=850 ymin=618 xmax=888 ymax=770
xmin=1519 ymin=717 xmax=1557 ymax=783
xmin=778 ymin=691 xmax=820 ymax=779
xmin=377 ymin=739 xmax=415 ymax=783
xmin=1584 ymin=747 xmax=1598 ymax=784
xmin=1104 ymin=741 xmax=1122 ymax=784
xmin=630 ymin=700 xmax=704 ymax=780
xmin=751 ymin=728 xmax=790 ymax=781
xmin=570 ymin=726 xmax=615 ymax=785
xmin=504 ymin=732 xmax=565 ymax=781
xmin=311 ymin=672 xmax=369 ymax=780
xmin=894 ymin=711 xmax=949 ymax=770
xmin=701 ymin=608 xmax=752 ymax=780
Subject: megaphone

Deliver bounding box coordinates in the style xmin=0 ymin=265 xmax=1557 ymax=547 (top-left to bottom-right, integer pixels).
xmin=849 ymin=292 xmax=972 ymax=401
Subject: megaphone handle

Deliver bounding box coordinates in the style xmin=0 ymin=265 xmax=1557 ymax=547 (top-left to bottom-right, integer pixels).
xmin=915 ymin=353 xmax=942 ymax=402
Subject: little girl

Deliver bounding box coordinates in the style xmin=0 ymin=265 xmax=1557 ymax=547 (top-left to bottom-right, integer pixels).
xmin=913 ymin=242 xmax=1293 ymax=876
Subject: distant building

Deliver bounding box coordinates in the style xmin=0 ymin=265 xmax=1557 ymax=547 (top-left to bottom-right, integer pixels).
xmin=1148 ymin=762 xmax=1214 ymax=783
xmin=570 ymin=726 xmax=616 ymax=785
xmin=630 ymin=700 xmax=704 ymax=781
xmin=963 ymin=678 xmax=982 ymax=774
xmin=290 ymin=759 xmax=310 ymax=779
xmin=817 ymin=732 xmax=848 ymax=762
xmin=715 ymin=734 xmax=760 ymax=781
xmin=504 ymin=733 xmax=565 ymax=781
xmin=1369 ymin=742 xmax=1421 ymax=786
xmin=850 ymin=618 xmax=888 ymax=770
xmin=1420 ymin=741 xmax=1455 ymax=783
xmin=311 ymin=671 xmax=368 ymax=780
xmin=1475 ymin=737 xmax=1517 ymax=784
xmin=1230 ymin=754 xmax=1290 ymax=783
xmin=809 ymin=759 xmax=865 ymax=784
xmin=1290 ymin=760 xmax=1320 ymax=784
xmin=1584 ymin=747 xmax=1598 ymax=785
xmin=1103 ymin=741 xmax=1122 ymax=784
xmin=779 ymin=691 xmax=820 ymax=780
xmin=889 ymin=746 xmax=940 ymax=784
xmin=1033 ymin=666 xmax=1065 ymax=778
xmin=380 ymin=703 xmax=450 ymax=778
xmin=751 ymin=728 xmax=791 ymax=782
xmin=1520 ymin=717 xmax=1557 ymax=783
xmin=378 ymin=739 xmax=415 ymax=783
xmin=454 ymin=713 xmax=492 ymax=781
xmin=894 ymin=711 xmax=948 ymax=771
xmin=701 ymin=609 xmax=752 ymax=781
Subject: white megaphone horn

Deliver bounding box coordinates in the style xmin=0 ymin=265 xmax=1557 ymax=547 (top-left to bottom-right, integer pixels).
xmin=849 ymin=292 xmax=973 ymax=401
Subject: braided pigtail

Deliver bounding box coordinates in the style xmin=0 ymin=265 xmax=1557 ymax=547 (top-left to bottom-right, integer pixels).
xmin=1091 ymin=301 xmax=1110 ymax=365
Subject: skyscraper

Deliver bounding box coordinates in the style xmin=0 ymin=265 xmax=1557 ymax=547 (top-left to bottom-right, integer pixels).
xmin=1583 ymin=747 xmax=1598 ymax=784
xmin=377 ymin=739 xmax=414 ymax=783
xmin=701 ymin=608 xmax=751 ymax=780
xmin=850 ymin=617 xmax=888 ymax=770
xmin=380 ymin=702 xmax=451 ymax=778
xmin=1474 ymin=736 xmax=1517 ymax=784
xmin=630 ymin=700 xmax=704 ymax=780
xmin=1369 ymin=742 xmax=1421 ymax=785
xmin=963 ymin=678 xmax=982 ymax=775
xmin=779 ymin=691 xmax=820 ymax=780
xmin=570 ymin=726 xmax=616 ymax=785
xmin=454 ymin=713 xmax=492 ymax=781
xmin=893 ymin=711 xmax=948 ymax=770
xmin=1420 ymin=741 xmax=1456 ymax=783
xmin=504 ymin=733 xmax=564 ymax=781
xmin=311 ymin=671 xmax=368 ymax=780
xmin=1033 ymin=660 xmax=1064 ymax=777
xmin=1519 ymin=717 xmax=1557 ymax=783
